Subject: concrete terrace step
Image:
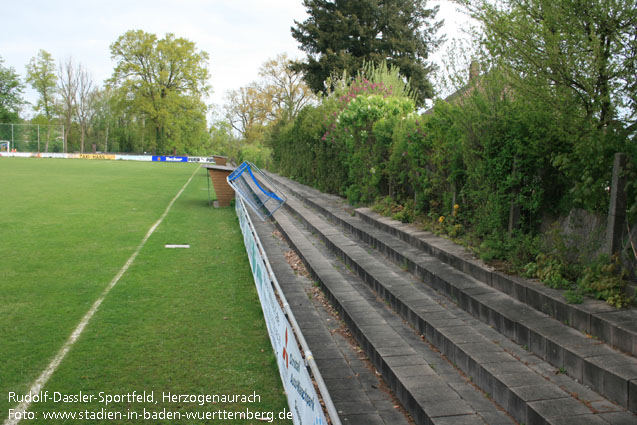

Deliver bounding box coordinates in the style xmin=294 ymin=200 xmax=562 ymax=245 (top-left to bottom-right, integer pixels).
xmin=267 ymin=172 xmax=637 ymax=359
xmin=263 ymin=172 xmax=637 ymax=421
xmin=268 ymin=210 xmax=517 ymax=424
xmin=272 ymin=190 xmax=635 ymax=424
xmin=249 ymin=209 xmax=413 ymax=425
xmin=356 ymin=208 xmax=637 ymax=357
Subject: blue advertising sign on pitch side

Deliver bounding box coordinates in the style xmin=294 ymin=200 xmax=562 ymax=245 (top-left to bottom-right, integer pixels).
xmin=151 ymin=156 xmax=188 ymax=162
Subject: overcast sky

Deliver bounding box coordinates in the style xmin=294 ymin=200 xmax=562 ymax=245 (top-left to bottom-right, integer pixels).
xmin=2 ymin=0 xmax=473 ymax=119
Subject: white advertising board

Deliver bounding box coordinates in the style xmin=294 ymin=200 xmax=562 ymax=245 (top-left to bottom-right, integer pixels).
xmin=236 ymin=199 xmax=327 ymax=425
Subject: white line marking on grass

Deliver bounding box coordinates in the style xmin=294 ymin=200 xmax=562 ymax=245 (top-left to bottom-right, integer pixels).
xmin=4 ymin=165 xmax=201 ymax=425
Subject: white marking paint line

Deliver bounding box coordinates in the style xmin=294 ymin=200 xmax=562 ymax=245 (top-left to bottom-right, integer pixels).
xmin=4 ymin=165 xmax=200 ymax=425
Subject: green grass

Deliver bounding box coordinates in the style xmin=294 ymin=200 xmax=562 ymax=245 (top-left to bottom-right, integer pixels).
xmin=1 ymin=158 xmax=290 ymax=424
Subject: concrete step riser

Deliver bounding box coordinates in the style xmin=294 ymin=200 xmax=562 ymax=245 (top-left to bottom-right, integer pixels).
xmin=272 ymin=217 xmax=469 ymax=425
xmin=271 ymin=173 xmax=637 ymax=361
xmin=270 ymin=176 xmax=637 ymax=414
xmin=252 ymin=211 xmax=423 ymax=425
xmin=280 ymin=202 xmax=598 ymax=424
xmin=356 ymin=209 xmax=637 ymax=357
xmin=355 ymin=211 xmax=492 ymax=283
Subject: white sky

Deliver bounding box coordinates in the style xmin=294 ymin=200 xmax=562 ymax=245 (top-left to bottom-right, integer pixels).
xmin=1 ymin=0 xmax=473 ymax=118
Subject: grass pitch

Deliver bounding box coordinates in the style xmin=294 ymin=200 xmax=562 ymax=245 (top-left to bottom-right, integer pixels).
xmin=0 ymin=158 xmax=291 ymax=424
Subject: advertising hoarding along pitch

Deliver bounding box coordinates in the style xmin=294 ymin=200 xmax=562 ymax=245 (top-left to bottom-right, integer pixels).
xmin=236 ymin=198 xmax=327 ymax=425
xmin=0 ymin=152 xmax=212 ymax=163
xmin=151 ymin=156 xmax=188 ymax=162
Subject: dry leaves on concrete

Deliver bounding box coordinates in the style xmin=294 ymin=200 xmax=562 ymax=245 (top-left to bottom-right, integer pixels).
xmin=284 ymin=249 xmax=311 ymax=279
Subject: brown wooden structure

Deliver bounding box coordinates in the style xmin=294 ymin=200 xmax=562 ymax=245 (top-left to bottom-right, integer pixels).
xmin=204 ymin=164 xmax=235 ymax=207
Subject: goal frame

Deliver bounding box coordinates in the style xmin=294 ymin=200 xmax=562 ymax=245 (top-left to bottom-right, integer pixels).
xmin=0 ymin=123 xmax=65 ymax=153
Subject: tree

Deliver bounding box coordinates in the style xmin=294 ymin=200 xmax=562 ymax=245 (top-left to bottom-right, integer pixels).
xmin=90 ymin=87 xmax=117 ymax=152
xmin=460 ymin=0 xmax=637 ymax=212
xmin=291 ymin=0 xmax=443 ymax=104
xmin=460 ymin=0 xmax=637 ymax=136
xmin=76 ymin=64 xmax=95 ymax=153
xmin=26 ymin=51 xmax=57 ymax=120
xmin=109 ymin=30 xmax=211 ymax=154
xmin=0 ymin=56 xmax=25 ymax=122
xmin=223 ymin=54 xmax=316 ymax=145
xmin=259 ymin=53 xmax=316 ymax=122
xmin=208 ymin=117 xmax=241 ymax=159
xmin=26 ymin=50 xmax=58 ymax=152
xmin=58 ymin=57 xmax=78 ymax=152
xmin=223 ymin=84 xmax=271 ymax=142
xmin=107 ymin=89 xmax=150 ymax=154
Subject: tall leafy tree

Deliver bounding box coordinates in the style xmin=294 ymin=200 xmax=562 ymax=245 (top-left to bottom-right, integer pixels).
xmin=109 ymin=30 xmax=211 ymax=154
xmin=208 ymin=116 xmax=241 ymax=159
xmin=291 ymin=0 xmax=442 ymax=104
xmin=26 ymin=50 xmax=57 ymax=120
xmin=90 ymin=87 xmax=117 ymax=152
xmin=26 ymin=50 xmax=58 ymax=152
xmin=0 ymin=56 xmax=25 ymax=122
xmin=224 ymin=84 xmax=271 ymax=142
xmin=460 ymin=0 xmax=637 ymax=136
xmin=460 ymin=0 xmax=637 ymax=212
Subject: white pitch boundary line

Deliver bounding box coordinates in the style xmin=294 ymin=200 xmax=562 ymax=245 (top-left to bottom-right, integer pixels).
xmin=4 ymin=165 xmax=201 ymax=425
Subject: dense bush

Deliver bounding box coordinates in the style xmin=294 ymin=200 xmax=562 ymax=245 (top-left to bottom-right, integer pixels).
xmin=266 ymin=104 xmax=346 ymax=193
xmin=335 ymin=95 xmax=415 ymax=203
xmin=238 ymin=143 xmax=272 ymax=169
xmin=271 ymin=65 xmax=570 ymax=226
xmin=268 ymin=62 xmax=636 ymax=306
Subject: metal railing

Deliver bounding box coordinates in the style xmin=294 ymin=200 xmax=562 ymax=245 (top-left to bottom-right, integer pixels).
xmin=236 ymin=197 xmax=341 ymax=425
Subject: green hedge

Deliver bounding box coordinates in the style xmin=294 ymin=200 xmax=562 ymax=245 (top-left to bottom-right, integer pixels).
xmin=269 ymin=65 xmax=636 ymax=249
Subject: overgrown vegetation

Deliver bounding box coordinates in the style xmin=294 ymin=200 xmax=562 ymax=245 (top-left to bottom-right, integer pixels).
xmin=269 ymin=55 xmax=636 ymax=307
xmin=266 ymin=0 xmax=637 ymax=308
xmin=524 ymin=253 xmax=630 ymax=308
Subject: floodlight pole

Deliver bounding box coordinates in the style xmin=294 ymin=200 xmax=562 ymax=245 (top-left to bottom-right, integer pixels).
xmin=62 ymin=125 xmax=65 ymax=153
